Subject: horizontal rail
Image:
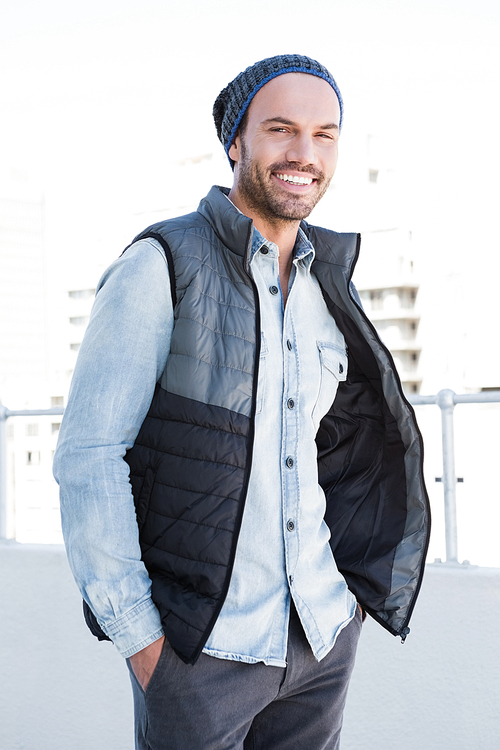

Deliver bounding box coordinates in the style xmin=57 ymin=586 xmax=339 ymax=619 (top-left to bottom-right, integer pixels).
xmin=3 ymin=407 xmax=65 ymax=418
xmin=410 ymin=391 xmax=500 ymax=406
xmin=1 ymin=392 xmax=500 ymax=552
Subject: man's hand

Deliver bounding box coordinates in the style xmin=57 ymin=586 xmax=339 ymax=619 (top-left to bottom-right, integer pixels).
xmin=129 ymin=635 xmax=165 ymax=691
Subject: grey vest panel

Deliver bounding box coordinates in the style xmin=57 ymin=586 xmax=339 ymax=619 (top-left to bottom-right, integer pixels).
xmin=151 ymin=197 xmax=257 ymax=416
xmin=160 ymin=239 xmax=257 ymax=415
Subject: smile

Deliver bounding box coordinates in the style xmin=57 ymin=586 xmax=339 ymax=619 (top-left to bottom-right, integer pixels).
xmin=275 ymin=173 xmax=314 ymax=186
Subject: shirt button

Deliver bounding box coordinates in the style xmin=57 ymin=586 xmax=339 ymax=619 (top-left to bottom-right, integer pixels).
xmin=286 ymin=340 xmax=292 ymax=351
xmin=285 ymin=456 xmax=294 ymax=468
xmin=287 ymin=398 xmax=295 ymax=409
xmin=269 ymin=285 xmax=279 ymax=295
xmin=286 ymin=519 xmax=295 ymax=531
xmin=260 ymin=246 xmax=269 ymax=254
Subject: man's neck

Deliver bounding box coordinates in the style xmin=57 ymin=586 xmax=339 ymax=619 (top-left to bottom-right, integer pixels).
xmin=227 ymin=188 xmax=299 ymax=305
xmin=227 ymin=188 xmax=299 ymax=264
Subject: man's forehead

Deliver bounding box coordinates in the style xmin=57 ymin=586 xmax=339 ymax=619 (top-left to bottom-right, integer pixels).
xmin=246 ymin=73 xmax=341 ymax=125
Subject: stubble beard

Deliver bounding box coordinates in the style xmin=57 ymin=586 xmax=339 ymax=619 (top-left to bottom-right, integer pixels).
xmin=237 ymin=139 xmax=332 ymax=229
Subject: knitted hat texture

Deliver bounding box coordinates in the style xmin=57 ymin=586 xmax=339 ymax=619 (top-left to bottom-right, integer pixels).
xmin=213 ymin=54 xmax=343 ymax=162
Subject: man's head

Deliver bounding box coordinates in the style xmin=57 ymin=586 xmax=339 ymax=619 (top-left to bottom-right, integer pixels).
xmin=213 ymin=54 xmax=343 ymax=166
xmin=213 ymin=55 xmax=343 ymax=228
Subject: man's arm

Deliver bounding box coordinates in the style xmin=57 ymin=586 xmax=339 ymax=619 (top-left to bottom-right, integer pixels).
xmin=53 ymin=238 xmax=173 ymax=659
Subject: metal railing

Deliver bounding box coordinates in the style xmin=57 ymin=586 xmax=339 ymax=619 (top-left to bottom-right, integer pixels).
xmin=408 ymin=389 xmax=500 ymax=564
xmin=1 ymin=391 xmax=500 ymax=561
xmin=0 ymin=404 xmax=64 ymax=538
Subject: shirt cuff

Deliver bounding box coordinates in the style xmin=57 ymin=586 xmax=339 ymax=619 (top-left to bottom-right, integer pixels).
xmin=101 ymin=598 xmax=164 ymax=658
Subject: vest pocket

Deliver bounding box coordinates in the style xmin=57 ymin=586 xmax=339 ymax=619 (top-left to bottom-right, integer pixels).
xmin=136 ymin=465 xmax=155 ymax=531
xmin=312 ymin=341 xmax=348 ymax=427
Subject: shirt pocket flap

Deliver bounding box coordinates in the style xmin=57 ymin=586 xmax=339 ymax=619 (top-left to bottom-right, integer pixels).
xmin=318 ymin=342 xmax=348 ymax=382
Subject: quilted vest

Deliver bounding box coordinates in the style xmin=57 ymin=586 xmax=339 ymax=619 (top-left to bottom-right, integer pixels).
xmin=88 ymin=186 xmax=430 ymax=665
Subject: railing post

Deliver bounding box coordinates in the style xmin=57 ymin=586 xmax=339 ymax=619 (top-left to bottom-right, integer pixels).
xmin=0 ymin=401 xmax=8 ymax=540
xmin=436 ymin=389 xmax=459 ymax=563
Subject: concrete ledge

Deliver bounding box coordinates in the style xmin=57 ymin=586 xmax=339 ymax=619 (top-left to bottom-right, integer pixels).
xmin=1 ymin=543 xmax=499 ymax=750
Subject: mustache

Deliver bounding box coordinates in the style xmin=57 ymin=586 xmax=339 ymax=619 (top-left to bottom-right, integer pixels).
xmin=269 ymin=162 xmax=324 ymax=180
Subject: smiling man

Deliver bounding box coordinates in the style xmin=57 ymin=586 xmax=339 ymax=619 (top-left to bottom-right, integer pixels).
xmin=54 ymin=54 xmax=430 ymax=750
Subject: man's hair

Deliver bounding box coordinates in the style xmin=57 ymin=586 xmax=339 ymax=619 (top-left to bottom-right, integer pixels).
xmin=213 ymin=54 xmax=343 ymax=169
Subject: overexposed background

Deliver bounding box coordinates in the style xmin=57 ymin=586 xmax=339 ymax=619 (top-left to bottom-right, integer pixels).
xmin=2 ymin=0 xmax=499 ymax=273
xmin=1 ymin=0 xmax=499 ymax=563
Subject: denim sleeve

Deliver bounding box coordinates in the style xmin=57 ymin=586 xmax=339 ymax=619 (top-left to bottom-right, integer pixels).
xmin=53 ymin=238 xmax=173 ymax=658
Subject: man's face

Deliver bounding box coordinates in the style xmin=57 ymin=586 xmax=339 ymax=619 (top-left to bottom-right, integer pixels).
xmin=229 ymin=73 xmax=341 ymax=225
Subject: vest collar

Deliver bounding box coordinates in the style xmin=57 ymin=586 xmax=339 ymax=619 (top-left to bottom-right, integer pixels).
xmin=197 ymin=186 xmax=254 ymax=270
xmin=197 ymin=185 xmax=359 ymax=280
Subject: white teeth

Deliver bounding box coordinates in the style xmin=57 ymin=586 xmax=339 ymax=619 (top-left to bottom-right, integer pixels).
xmin=276 ymin=173 xmax=313 ymax=185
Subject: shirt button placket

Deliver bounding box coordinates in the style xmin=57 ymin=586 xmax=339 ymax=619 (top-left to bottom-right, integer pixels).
xmin=283 ymin=312 xmax=298 ymax=597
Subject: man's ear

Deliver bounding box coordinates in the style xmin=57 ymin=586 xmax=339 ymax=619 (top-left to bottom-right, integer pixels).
xmin=228 ymin=134 xmax=241 ymax=165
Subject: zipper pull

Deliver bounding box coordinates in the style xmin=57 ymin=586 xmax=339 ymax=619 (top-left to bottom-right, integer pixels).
xmin=400 ymin=626 xmax=410 ymax=644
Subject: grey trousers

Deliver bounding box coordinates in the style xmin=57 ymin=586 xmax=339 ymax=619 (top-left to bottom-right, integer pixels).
xmin=127 ymin=604 xmax=362 ymax=750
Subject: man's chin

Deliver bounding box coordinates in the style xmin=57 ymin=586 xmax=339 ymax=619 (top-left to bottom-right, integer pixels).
xmin=272 ymin=196 xmax=318 ymax=221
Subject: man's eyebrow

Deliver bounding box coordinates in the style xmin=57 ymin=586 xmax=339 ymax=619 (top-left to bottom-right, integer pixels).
xmin=261 ymin=116 xmax=339 ymax=130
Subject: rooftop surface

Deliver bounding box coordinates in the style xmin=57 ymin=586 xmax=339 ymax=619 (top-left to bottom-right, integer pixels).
xmin=1 ymin=541 xmax=499 ymax=750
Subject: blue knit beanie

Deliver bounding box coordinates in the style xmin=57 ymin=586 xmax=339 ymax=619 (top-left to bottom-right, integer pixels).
xmin=213 ymin=54 xmax=343 ymax=166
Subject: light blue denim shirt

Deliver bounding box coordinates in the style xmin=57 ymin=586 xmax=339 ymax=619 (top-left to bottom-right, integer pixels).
xmin=204 ymin=227 xmax=356 ymax=666
xmin=54 ymin=224 xmax=356 ymax=662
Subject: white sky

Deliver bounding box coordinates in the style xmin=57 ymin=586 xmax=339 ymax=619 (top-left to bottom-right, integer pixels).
xmin=1 ymin=0 xmax=499 ymax=269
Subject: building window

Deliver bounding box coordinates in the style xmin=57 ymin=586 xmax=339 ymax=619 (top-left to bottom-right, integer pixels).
xmin=69 ymin=289 xmax=95 ymax=300
xmin=51 ymin=396 xmax=64 ymax=408
xmin=70 ymin=316 xmax=90 ymax=326
xmin=70 ymin=343 xmax=81 ymax=352
xmin=27 ymin=451 xmax=41 ymax=465
xmin=370 ymin=291 xmax=384 ymax=310
xmin=51 ymin=422 xmax=61 ymax=434
xmin=26 ymin=423 xmax=39 ymax=437
xmin=7 ymin=423 xmax=14 ymax=438
xmin=368 ymin=169 xmax=379 ymax=183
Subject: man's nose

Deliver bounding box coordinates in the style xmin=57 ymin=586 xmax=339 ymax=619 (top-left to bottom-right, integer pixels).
xmin=285 ymin=133 xmax=318 ymax=166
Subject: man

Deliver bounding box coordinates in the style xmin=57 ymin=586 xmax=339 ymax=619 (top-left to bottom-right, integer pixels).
xmin=54 ymin=54 xmax=430 ymax=749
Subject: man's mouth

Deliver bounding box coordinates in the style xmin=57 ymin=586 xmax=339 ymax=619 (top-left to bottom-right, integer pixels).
xmin=275 ymin=173 xmax=314 ymax=186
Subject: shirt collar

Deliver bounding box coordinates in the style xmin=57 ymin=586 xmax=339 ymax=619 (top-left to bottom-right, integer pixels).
xmin=250 ymin=225 xmax=315 ymax=271
xmin=223 ymin=192 xmax=315 ymax=271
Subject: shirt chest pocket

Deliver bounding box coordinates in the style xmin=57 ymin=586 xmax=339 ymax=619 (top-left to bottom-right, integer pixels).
xmin=312 ymin=341 xmax=348 ymax=428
